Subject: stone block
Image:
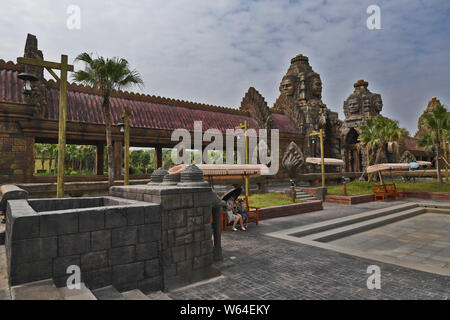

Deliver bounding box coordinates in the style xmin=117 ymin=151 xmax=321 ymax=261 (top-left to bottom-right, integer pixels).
xmin=111 ymin=226 xmax=138 ymax=247
xmin=144 ymin=205 xmax=161 ymax=224
xmin=174 ymin=227 xmax=188 ymax=237
xmin=175 ymin=234 xmax=193 ymax=246
xmin=193 ymin=253 xmax=213 ymax=270
xmin=138 ymin=276 xmax=162 ymax=294
xmin=161 ymin=194 xmax=181 ymax=210
xmin=187 ymin=216 xmax=203 ymax=232
xmin=10 ymin=237 xmax=57 ymax=265
xmin=138 ymin=224 xmax=161 ymax=243
xmin=83 ymin=267 xmax=112 ymax=290
xmin=91 ymin=230 xmax=111 ymax=251
xmin=78 ymin=209 xmax=105 ymax=232
xmin=10 ymin=213 xmax=39 ymax=240
xmin=144 ymin=258 xmax=160 ymax=278
xmin=176 ymin=259 xmax=193 ymax=275
xmin=171 ymin=246 xmax=186 ymax=263
xmin=112 ymin=262 xmax=144 ymax=287
xmin=197 ymin=191 xmax=212 ymax=207
xmin=186 ymin=242 xmax=201 ymax=259
xmin=200 ymin=239 xmax=213 ymax=255
xmin=58 ymin=233 xmax=90 ymax=256
xmin=126 ymin=206 xmax=145 ymax=225
xmin=53 ymin=254 xmax=80 ymax=277
xmin=168 ymin=210 xmax=186 ymax=228
xmin=194 ymin=230 xmax=205 ymax=242
xmin=81 ymin=250 xmax=108 ymax=271
xmin=203 ymin=207 xmax=212 ymax=224
xmin=39 ymin=211 xmax=78 ymax=236
xmin=108 ymin=245 xmax=135 ymax=266
xmin=104 ymin=208 xmax=127 ymax=228
xmin=9 ymin=259 xmax=53 ymax=286
xmin=180 ymin=193 xmax=194 ymax=208
xmin=136 ymin=242 xmax=159 ymax=261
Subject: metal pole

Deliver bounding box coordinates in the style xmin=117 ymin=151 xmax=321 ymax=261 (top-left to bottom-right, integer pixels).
xmin=56 ymin=55 xmax=68 ymax=198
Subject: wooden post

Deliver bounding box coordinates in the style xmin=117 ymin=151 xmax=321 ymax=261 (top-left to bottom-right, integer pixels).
xmin=95 ymin=143 xmax=104 ymax=175
xmin=319 ymin=129 xmax=325 ymax=188
xmin=113 ymin=140 xmax=123 ymax=181
xmin=17 ymin=55 xmax=74 ymax=197
xmin=122 ymin=108 xmax=131 ymax=185
xmin=343 ymin=181 xmax=347 ymax=196
xmin=155 ymin=146 xmax=163 ymax=169
xmin=291 ymin=185 xmax=296 ymax=203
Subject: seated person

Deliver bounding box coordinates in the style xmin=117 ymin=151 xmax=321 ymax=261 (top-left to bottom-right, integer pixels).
xmin=226 ymin=196 xmax=246 ymax=231
xmin=236 ymin=198 xmax=249 ymax=229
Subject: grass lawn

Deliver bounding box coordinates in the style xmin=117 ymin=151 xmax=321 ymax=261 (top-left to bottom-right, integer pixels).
xmin=241 ymin=192 xmax=305 ymax=208
xmin=327 ymin=181 xmax=450 ymax=196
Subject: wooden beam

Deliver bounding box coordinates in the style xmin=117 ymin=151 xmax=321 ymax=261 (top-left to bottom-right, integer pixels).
xmin=17 ymin=57 xmax=74 ymax=72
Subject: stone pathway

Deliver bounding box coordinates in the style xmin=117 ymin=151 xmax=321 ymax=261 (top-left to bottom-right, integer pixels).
xmin=168 ymin=199 xmax=450 ymax=300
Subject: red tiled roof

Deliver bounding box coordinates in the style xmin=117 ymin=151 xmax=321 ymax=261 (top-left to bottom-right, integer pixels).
xmin=0 ymin=60 xmax=297 ymax=134
xmin=403 ymin=137 xmax=425 ymax=152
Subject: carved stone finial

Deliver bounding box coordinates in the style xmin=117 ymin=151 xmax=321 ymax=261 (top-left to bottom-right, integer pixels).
xmin=147 ymin=167 xmax=169 ymax=185
xmin=178 ymin=164 xmax=209 ymax=187
xmin=161 ymin=172 xmax=181 ymax=185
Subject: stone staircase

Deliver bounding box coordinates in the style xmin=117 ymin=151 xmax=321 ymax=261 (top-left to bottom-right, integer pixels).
xmin=0 ymin=243 xmax=172 ymax=300
xmin=294 ymin=188 xmax=317 ymax=201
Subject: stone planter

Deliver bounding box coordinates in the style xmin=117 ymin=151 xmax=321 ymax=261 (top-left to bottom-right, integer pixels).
xmin=258 ymin=200 xmax=323 ymax=220
xmin=325 ymin=194 xmax=374 ymax=205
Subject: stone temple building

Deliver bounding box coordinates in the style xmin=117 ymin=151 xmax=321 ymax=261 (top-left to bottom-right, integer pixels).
xmin=0 ymin=34 xmax=432 ymax=190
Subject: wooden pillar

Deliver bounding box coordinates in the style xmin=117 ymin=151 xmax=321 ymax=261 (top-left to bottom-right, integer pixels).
xmin=95 ymin=143 xmax=104 ymax=175
xmin=155 ymin=146 xmax=162 ymax=169
xmin=114 ymin=140 xmax=123 ymax=181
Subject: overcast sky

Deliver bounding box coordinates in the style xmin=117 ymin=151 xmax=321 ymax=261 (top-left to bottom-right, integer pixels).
xmin=1 ymin=0 xmax=449 ymax=134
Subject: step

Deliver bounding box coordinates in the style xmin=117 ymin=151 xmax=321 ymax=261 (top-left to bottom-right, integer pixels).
xmin=296 ymin=194 xmax=314 ymax=199
xmin=58 ymin=282 xmax=97 ymax=300
xmin=300 ymin=197 xmax=317 ymax=201
xmin=122 ymin=289 xmax=150 ymax=300
xmin=92 ymin=285 xmax=125 ymax=300
xmin=11 ymin=279 xmax=62 ymax=300
xmin=147 ymin=290 xmax=172 ymax=300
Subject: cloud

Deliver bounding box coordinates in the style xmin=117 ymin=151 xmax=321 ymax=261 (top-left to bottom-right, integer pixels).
xmin=1 ymin=0 xmax=449 ymax=134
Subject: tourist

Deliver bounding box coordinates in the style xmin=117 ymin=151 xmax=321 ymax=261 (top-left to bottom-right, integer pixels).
xmin=226 ymin=196 xmax=246 ymax=231
xmin=236 ymin=198 xmax=249 ymax=229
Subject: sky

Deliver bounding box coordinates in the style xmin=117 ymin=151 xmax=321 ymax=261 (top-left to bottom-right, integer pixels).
xmin=1 ymin=0 xmax=449 ymax=134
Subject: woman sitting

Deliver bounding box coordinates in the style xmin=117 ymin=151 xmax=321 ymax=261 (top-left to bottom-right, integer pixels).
xmin=236 ymin=198 xmax=249 ymax=229
xmin=226 ymin=196 xmax=246 ymax=231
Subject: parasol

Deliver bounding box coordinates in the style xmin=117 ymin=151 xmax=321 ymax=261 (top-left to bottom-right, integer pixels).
xmin=221 ymin=186 xmax=242 ymax=202
xmin=305 ymin=157 xmax=345 ymax=166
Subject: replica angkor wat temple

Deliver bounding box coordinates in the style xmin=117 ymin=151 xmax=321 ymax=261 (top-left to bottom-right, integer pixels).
xmin=0 ymin=34 xmax=432 ymax=186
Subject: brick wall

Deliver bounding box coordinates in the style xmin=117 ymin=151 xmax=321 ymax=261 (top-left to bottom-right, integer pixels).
xmin=0 ymin=121 xmax=33 ymax=184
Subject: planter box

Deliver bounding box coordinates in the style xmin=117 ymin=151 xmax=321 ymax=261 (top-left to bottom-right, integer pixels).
xmin=325 ymin=194 xmax=373 ymax=205
xmin=258 ymin=200 xmax=323 ymax=220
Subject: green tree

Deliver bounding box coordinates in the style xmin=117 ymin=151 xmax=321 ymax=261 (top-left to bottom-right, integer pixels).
xmin=73 ymin=53 xmax=143 ymax=185
xmin=417 ymin=102 xmax=450 ymax=183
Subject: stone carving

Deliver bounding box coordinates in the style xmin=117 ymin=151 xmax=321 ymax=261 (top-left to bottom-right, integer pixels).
xmin=147 ymin=167 xmax=169 ymax=185
xmin=178 ymin=164 xmax=209 ymax=187
xmin=414 ymin=97 xmax=443 ymax=138
xmin=343 ymin=80 xmax=383 ymax=128
xmin=161 ymin=172 xmax=180 ymax=185
xmin=282 ymin=141 xmax=304 ymax=179
xmin=400 ymin=150 xmax=417 ymax=163
xmin=240 ymin=87 xmax=272 ymax=130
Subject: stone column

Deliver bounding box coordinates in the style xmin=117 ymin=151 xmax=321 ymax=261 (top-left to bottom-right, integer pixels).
xmin=95 ymin=143 xmax=104 ymax=175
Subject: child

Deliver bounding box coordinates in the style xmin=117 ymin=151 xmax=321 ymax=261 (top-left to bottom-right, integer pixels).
xmin=236 ymin=198 xmax=249 ymax=229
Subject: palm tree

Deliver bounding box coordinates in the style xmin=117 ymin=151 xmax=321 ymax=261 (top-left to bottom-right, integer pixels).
xmin=73 ymin=53 xmax=143 ymax=186
xmin=358 ymin=117 xmax=380 ymax=167
xmin=417 ymin=102 xmax=450 ymax=183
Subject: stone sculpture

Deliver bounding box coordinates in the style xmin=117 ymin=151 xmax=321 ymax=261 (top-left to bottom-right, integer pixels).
xmin=282 ymin=141 xmax=304 ymax=179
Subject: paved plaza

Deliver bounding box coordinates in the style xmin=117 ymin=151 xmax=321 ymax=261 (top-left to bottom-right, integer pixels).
xmin=331 ymin=213 xmax=450 ymax=273
xmin=169 ymin=199 xmax=450 ymax=300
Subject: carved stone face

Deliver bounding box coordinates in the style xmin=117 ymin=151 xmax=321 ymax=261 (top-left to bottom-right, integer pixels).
xmin=362 ymin=96 xmax=371 ymax=112
xmin=372 ymin=94 xmax=382 ymax=112
xmin=310 ymin=76 xmax=322 ymax=98
xmin=280 ymin=78 xmax=295 ymax=97
xmin=347 ymin=97 xmax=361 ymax=114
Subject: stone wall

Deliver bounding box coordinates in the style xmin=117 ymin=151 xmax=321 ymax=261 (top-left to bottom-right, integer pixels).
xmin=0 ymin=121 xmax=33 ymax=184
xmin=110 ymin=184 xmax=219 ymax=291
xmin=5 ymin=196 xmax=163 ymax=292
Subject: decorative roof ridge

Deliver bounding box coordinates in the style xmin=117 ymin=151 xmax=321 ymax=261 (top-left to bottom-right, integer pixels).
xmin=45 ymin=79 xmax=249 ymax=116
xmin=0 ymin=59 xmax=24 ymax=72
